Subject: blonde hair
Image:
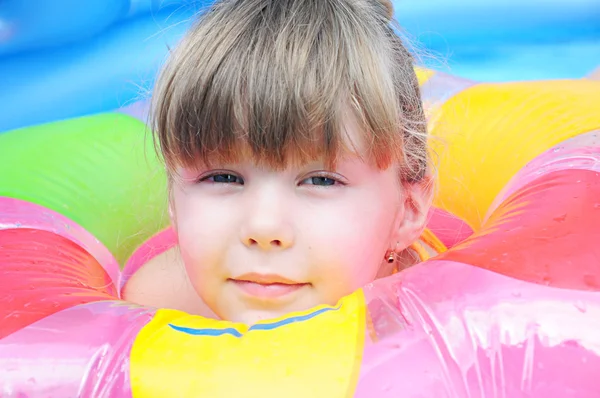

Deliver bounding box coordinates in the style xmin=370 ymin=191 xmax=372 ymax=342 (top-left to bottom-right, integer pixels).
xmin=152 ymin=0 xmax=428 ymax=182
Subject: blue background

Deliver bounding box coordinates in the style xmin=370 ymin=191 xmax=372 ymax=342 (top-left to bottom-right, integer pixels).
xmin=1 ymin=0 xmax=599 ymax=133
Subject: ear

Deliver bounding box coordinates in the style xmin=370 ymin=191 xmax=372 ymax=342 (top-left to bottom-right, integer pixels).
xmin=392 ymin=177 xmax=433 ymax=250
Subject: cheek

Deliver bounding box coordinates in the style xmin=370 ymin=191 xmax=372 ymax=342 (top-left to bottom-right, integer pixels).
xmin=303 ymin=191 xmax=398 ymax=295
xmin=332 ymin=220 xmax=389 ymax=283
xmin=170 ymin=187 xmax=233 ymax=283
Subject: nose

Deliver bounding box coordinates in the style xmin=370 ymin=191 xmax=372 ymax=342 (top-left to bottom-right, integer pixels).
xmin=240 ymin=185 xmax=294 ymax=251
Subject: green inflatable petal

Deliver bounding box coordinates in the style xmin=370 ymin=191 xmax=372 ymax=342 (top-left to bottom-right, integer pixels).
xmin=0 ymin=113 xmax=169 ymax=265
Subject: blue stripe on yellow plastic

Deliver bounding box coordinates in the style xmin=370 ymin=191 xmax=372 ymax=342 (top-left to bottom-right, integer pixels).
xmin=248 ymin=305 xmax=340 ymax=331
xmin=168 ymin=305 xmax=341 ymax=337
xmin=168 ymin=324 xmax=243 ymax=337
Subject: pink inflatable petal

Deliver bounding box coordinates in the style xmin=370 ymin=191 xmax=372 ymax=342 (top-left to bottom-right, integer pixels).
xmin=0 ymin=197 xmax=120 ymax=290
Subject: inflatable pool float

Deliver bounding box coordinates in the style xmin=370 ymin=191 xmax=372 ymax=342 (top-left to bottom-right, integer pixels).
xmin=1 ymin=70 xmax=600 ymax=397
xmin=2 ymin=0 xmax=599 ymax=133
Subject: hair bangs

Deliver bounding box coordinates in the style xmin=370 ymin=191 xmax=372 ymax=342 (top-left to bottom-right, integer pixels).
xmin=152 ymin=0 xmax=427 ymax=180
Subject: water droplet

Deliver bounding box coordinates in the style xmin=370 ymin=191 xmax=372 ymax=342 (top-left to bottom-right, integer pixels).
xmin=511 ymin=290 xmax=522 ymax=298
xmin=553 ymin=214 xmax=567 ymax=222
xmin=553 ymin=147 xmax=561 ymax=152
xmin=574 ymin=300 xmax=587 ymax=313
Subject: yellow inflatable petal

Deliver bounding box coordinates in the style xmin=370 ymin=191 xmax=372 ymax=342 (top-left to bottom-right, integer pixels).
xmin=429 ymin=79 xmax=600 ymax=230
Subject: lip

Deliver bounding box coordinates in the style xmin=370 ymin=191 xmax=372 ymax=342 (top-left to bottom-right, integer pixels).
xmin=229 ymin=273 xmax=309 ymax=299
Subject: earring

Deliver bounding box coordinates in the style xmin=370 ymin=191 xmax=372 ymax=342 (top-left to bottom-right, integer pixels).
xmin=386 ymin=250 xmax=395 ymax=263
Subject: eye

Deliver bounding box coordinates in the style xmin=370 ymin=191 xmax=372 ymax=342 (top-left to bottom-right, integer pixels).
xmin=304 ymin=176 xmax=336 ymax=186
xmin=300 ymin=174 xmax=345 ymax=187
xmin=200 ymin=173 xmax=244 ymax=185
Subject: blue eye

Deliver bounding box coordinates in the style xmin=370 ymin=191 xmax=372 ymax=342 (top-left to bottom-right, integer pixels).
xmin=203 ymin=173 xmax=244 ymax=184
xmin=302 ymin=176 xmax=338 ymax=186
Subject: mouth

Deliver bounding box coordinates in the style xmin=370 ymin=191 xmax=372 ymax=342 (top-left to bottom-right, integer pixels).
xmin=229 ymin=273 xmax=309 ymax=299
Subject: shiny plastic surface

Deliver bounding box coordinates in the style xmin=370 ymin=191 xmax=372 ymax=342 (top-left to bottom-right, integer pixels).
xmin=358 ymin=260 xmax=600 ymax=398
xmin=0 ymin=113 xmax=168 ymax=265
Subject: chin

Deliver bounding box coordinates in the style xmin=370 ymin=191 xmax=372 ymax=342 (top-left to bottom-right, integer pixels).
xmin=226 ymin=300 xmax=320 ymax=325
xmin=230 ymin=309 xmax=286 ymax=325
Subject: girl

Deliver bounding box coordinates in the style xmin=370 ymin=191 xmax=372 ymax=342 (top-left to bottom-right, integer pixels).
xmin=124 ymin=0 xmax=434 ymax=325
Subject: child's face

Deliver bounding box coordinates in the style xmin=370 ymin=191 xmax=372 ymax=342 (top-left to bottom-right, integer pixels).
xmin=169 ymin=115 xmax=426 ymax=325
